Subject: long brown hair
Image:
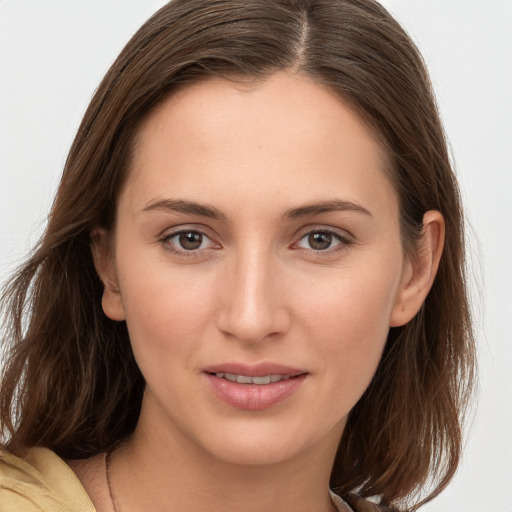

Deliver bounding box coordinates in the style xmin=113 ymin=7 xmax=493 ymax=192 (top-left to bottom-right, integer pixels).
xmin=0 ymin=0 xmax=475 ymax=509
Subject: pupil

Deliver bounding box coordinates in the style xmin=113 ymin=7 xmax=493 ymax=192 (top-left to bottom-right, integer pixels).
xmin=309 ymin=232 xmax=332 ymax=250
xmin=179 ymin=232 xmax=202 ymax=250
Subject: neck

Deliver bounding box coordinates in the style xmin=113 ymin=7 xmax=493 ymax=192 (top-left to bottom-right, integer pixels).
xmin=111 ymin=399 xmax=342 ymax=512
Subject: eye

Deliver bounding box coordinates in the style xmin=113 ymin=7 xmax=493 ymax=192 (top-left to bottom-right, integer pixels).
xmin=295 ymin=229 xmax=351 ymax=252
xmin=162 ymin=229 xmax=219 ymax=254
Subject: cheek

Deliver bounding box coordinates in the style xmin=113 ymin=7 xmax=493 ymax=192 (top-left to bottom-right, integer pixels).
xmin=116 ymin=255 xmax=218 ymax=368
xmin=299 ymin=267 xmax=399 ymax=337
xmin=295 ymin=261 xmax=402 ymax=382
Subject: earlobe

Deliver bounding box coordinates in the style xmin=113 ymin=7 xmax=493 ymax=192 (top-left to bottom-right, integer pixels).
xmin=90 ymin=227 xmax=126 ymax=322
xmin=390 ymin=210 xmax=445 ymax=327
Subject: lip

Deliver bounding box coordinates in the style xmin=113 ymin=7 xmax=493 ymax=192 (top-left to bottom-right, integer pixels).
xmin=203 ymin=362 xmax=306 ymax=377
xmin=203 ymin=362 xmax=308 ymax=411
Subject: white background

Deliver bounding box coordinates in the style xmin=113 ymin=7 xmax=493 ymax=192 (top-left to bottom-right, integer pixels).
xmin=0 ymin=1 xmax=511 ymax=510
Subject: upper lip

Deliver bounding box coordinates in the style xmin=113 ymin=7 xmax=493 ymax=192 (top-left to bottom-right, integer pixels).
xmin=203 ymin=362 xmax=307 ymax=377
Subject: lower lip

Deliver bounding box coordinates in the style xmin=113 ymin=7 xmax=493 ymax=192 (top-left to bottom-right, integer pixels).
xmin=204 ymin=373 xmax=307 ymax=410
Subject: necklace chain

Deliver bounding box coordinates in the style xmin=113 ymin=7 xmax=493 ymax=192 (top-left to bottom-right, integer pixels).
xmin=105 ymin=449 xmax=121 ymax=512
xmin=104 ymin=447 xmax=340 ymax=512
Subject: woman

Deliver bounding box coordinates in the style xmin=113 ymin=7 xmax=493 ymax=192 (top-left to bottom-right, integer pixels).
xmin=0 ymin=1 xmax=475 ymax=511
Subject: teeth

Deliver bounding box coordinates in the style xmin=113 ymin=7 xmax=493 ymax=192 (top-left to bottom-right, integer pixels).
xmin=252 ymin=376 xmax=271 ymax=385
xmin=214 ymin=372 xmax=293 ymax=385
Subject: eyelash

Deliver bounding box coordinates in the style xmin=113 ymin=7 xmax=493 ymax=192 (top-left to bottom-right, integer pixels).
xmin=293 ymin=228 xmax=353 ymax=254
xmin=160 ymin=229 xmax=219 ymax=257
xmin=159 ymin=226 xmax=353 ymax=257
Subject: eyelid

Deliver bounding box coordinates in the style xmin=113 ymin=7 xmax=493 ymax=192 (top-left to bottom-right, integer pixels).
xmin=157 ymin=223 xmax=353 ymax=256
xmin=159 ymin=225 xmax=221 ymax=256
xmin=291 ymin=225 xmax=354 ymax=252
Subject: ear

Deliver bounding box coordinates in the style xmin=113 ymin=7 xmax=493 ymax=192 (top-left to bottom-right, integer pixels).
xmin=90 ymin=227 xmax=126 ymax=321
xmin=390 ymin=210 xmax=445 ymax=327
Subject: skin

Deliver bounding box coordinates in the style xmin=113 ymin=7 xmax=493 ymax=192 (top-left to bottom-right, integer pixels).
xmin=72 ymin=72 xmax=444 ymax=512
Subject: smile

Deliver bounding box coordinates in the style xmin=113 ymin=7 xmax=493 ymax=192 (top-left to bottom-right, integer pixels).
xmin=204 ymin=370 xmax=308 ymax=410
xmin=213 ymin=373 xmax=294 ymax=385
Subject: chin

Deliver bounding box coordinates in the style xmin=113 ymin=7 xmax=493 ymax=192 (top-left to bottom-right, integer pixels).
xmin=207 ymin=436 xmax=304 ymax=467
xmin=195 ymin=417 xmax=342 ymax=468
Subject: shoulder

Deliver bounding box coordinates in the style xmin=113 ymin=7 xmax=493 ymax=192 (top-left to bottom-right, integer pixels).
xmin=0 ymin=446 xmax=95 ymax=512
xmin=336 ymin=492 xmax=401 ymax=512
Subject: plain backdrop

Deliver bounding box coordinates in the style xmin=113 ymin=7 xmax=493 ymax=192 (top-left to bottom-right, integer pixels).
xmin=1 ymin=2 xmax=511 ymax=511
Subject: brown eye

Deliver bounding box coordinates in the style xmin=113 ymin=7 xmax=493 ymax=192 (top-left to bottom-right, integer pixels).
xmin=178 ymin=231 xmax=203 ymax=250
xmin=308 ymin=232 xmax=333 ymax=250
xmin=295 ymin=229 xmax=350 ymax=253
xmin=163 ymin=229 xmax=219 ymax=255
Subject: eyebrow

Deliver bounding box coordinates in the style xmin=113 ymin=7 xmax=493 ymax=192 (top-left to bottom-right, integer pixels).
xmin=141 ymin=198 xmax=372 ymax=221
xmin=284 ymin=199 xmax=372 ymax=219
xmin=142 ymin=199 xmax=227 ymax=221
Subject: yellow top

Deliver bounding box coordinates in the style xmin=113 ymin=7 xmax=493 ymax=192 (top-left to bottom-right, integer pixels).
xmin=0 ymin=447 xmax=95 ymax=512
xmin=0 ymin=447 xmax=357 ymax=512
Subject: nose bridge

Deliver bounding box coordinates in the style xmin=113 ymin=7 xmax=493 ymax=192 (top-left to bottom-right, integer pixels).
xmin=217 ymin=243 xmax=288 ymax=343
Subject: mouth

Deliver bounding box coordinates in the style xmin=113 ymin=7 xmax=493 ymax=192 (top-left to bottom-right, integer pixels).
xmin=203 ymin=363 xmax=308 ymax=410
xmin=203 ymin=362 xmax=307 ymax=378
xmin=208 ymin=372 xmax=301 ymax=385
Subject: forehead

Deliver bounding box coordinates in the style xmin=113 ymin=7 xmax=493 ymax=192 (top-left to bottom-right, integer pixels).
xmin=125 ymin=72 xmax=396 ymax=219
xmin=136 ymin=72 xmax=385 ymax=159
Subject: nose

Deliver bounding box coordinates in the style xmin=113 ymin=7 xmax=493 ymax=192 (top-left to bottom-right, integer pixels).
xmin=216 ymin=248 xmax=290 ymax=344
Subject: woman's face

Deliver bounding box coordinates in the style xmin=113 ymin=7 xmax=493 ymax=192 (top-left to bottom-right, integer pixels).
xmin=99 ymin=72 xmax=417 ymax=466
